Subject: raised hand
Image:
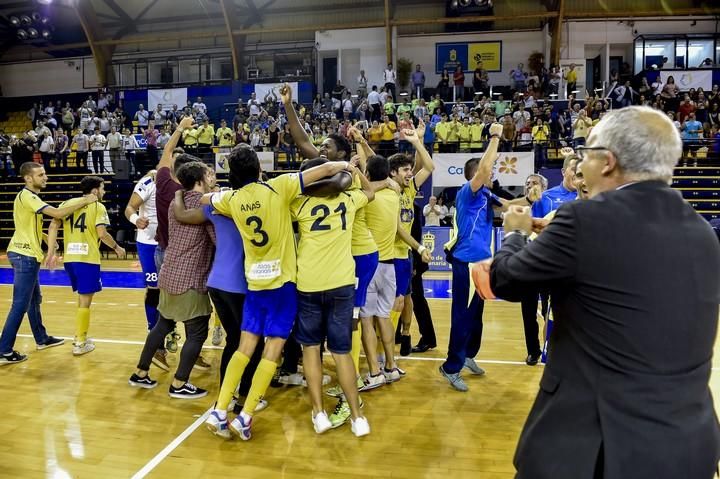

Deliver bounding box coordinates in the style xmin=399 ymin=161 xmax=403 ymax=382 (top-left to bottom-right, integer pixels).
xmin=279 ymin=83 xmax=293 ymax=105
xmin=489 ymin=122 xmax=503 ymax=137
xmin=415 ymin=117 xmax=426 ymax=139
xmin=503 ymin=205 xmax=532 ymax=234
xmin=527 ymin=184 xmax=543 ymax=203
xmin=179 ymin=115 xmax=194 ymax=130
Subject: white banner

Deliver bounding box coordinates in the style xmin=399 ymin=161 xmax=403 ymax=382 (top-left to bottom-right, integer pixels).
xmin=432 ymin=152 xmax=534 ymax=188
xmin=254 ymin=82 xmax=298 ymax=103
xmin=660 ymin=70 xmax=712 ymax=91
xmin=216 ymin=151 xmax=274 ymax=174
xmin=148 ymin=88 xmax=188 ymax=111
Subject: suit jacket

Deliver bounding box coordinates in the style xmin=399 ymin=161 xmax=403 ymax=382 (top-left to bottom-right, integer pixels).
xmin=491 ymin=181 xmax=720 ymax=479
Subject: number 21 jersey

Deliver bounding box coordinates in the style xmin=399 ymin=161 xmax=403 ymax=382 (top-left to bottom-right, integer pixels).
xmin=211 ymin=173 xmax=303 ymax=291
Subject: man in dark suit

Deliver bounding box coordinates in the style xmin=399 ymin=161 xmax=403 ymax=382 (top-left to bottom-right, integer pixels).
xmin=490 ymin=106 xmax=720 ymax=479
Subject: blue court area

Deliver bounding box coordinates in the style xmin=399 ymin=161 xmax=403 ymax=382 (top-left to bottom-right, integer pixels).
xmin=0 ymin=268 xmax=453 ymax=298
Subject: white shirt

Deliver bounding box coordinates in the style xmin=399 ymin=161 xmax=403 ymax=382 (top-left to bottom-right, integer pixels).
xmin=106 ymin=132 xmax=122 ymax=149
xmin=384 ymin=69 xmax=396 ymax=84
xmin=135 ymin=110 xmax=149 ymax=126
xmin=132 ymin=176 xmax=158 ymax=245
xmin=122 ymin=134 xmax=139 ymax=151
xmin=423 ymin=204 xmax=443 ymax=226
xmin=247 ymin=99 xmax=261 ymax=116
xmin=368 ymin=91 xmax=381 ymax=105
xmin=192 ymin=102 xmax=207 ymax=114
xmin=90 ymin=134 xmax=107 ymax=151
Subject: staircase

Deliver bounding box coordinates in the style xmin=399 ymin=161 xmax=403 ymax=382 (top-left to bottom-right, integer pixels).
xmin=673 ymin=166 xmax=720 ymax=221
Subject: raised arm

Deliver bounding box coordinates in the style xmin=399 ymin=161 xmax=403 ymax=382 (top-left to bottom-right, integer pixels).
xmin=349 ymin=163 xmax=375 ymax=203
xmin=158 ymin=115 xmax=194 ymax=170
xmin=301 ymin=160 xmax=351 ymax=186
xmin=470 ymin=123 xmax=502 ymax=193
xmin=42 ymin=194 xmax=98 ymax=219
xmin=279 ymin=83 xmax=318 ymax=159
xmin=173 ymin=189 xmax=207 ymax=225
xmin=405 ymin=119 xmax=434 ymax=187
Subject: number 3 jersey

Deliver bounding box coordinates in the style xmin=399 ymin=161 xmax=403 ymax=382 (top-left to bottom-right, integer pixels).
xmin=291 ymin=189 xmax=369 ymax=293
xmin=59 ymin=197 xmax=110 ymax=264
xmin=210 ymin=173 xmax=303 ymax=292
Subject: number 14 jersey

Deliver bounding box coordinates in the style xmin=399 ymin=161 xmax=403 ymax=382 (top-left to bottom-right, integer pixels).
xmin=210 ymin=173 xmax=303 ymax=292
xmin=60 ymin=197 xmax=110 ymax=264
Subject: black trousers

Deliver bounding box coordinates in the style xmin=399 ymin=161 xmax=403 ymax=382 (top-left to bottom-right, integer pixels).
xmin=411 ymin=271 xmax=436 ymax=347
xmin=520 ymin=292 xmax=549 ymax=356
xmin=137 ymin=314 xmax=209 ymax=382
xmin=208 ymin=287 xmax=263 ymax=396
xmin=280 ymin=331 xmax=302 ymax=374
xmin=76 ymin=151 xmax=88 ymax=170
xmin=91 ymin=150 xmax=105 ymax=173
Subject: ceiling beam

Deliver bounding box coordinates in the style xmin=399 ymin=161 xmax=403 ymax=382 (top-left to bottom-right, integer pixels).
xmin=220 ymin=0 xmax=243 ymax=80
xmin=102 ymin=0 xmax=133 ymax=24
xmin=384 ymin=0 xmax=392 ymax=65
xmin=74 ymin=0 xmax=115 ymax=86
xmin=550 ymin=0 xmax=565 ymax=66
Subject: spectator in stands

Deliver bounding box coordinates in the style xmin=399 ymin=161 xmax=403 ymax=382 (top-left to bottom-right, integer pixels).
xmin=511 ymin=63 xmax=528 ymax=94
xmin=53 ymin=128 xmax=69 ymax=172
xmin=357 ymin=70 xmax=368 ymax=98
xmin=453 ymin=65 xmax=465 ymax=102
xmin=332 ymin=80 xmax=347 ymax=100
xmin=678 ymin=94 xmax=696 ymax=123
xmin=182 ymin=124 xmax=199 ymax=154
xmin=122 ymin=127 xmax=140 ymax=178
xmin=383 ymin=96 xmax=396 ymax=122
xmin=247 ymin=93 xmax=261 ymax=117
xmin=368 ymin=86 xmax=382 ymax=123
xmin=563 ymin=63 xmax=577 ymax=98
xmin=197 ymin=119 xmax=215 ymax=160
xmin=412 ymin=64 xmax=426 ymax=99
xmin=107 ymin=126 xmax=122 ymax=174
xmin=379 ymin=114 xmax=397 ymax=157
xmin=384 ymin=63 xmax=397 ymax=101
xmin=661 ymin=76 xmax=680 ymax=111
xmin=279 ymin=123 xmax=296 ymax=168
xmin=216 ymin=119 xmax=234 ymax=150
xmin=681 ymin=112 xmax=704 ymax=160
xmin=62 ymin=102 xmax=75 ymax=132
xmin=135 ymin=104 xmax=150 ymax=130
xmin=72 ymin=128 xmax=89 ymax=171
xmin=531 ymin=118 xmax=549 ymax=169
xmin=89 ymin=127 xmax=107 ymax=174
xmin=472 ymin=61 xmax=489 ymax=97
xmin=572 ymin=109 xmax=592 ymax=147
xmin=38 ymin=129 xmax=54 ymax=171
xmin=192 ymin=97 xmax=207 ymax=116
xmin=423 ymin=196 xmax=444 ymax=226
xmin=144 ymin=122 xmax=160 ymax=165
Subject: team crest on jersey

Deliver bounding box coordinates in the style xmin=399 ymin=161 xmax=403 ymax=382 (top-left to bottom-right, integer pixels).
xmin=400 ymin=208 xmax=414 ymax=223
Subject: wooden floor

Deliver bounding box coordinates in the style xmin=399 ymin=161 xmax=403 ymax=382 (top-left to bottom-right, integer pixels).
xmin=1 ymin=262 xmax=719 ymax=478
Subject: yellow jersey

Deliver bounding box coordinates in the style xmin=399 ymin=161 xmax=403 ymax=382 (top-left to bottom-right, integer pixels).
xmin=367 ymin=127 xmax=382 ymax=144
xmin=60 ymin=197 xmax=110 ymax=265
xmin=291 ymin=189 xmax=369 ymax=292
xmin=349 ymin=177 xmax=377 ymax=256
xmin=380 ymin=122 xmax=396 ymax=141
xmin=394 ymin=180 xmax=418 ymax=258
xmin=216 ymin=127 xmax=235 ymax=147
xmin=183 ymin=128 xmax=198 ymax=145
xmin=470 ymin=124 xmax=484 ymax=149
xmin=211 ymin=174 xmax=302 ymax=291
xmin=447 ymin=121 xmax=460 ymax=142
xmin=197 ymin=125 xmax=215 ymax=145
xmin=7 ymin=188 xmax=49 ymax=262
xmin=364 ymin=189 xmax=399 ymax=261
xmin=458 ymin=124 xmax=471 ymax=149
xmin=435 ymin=121 xmax=449 ymax=142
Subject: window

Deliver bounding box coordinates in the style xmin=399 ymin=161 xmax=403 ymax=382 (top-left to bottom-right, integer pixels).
xmin=688 ymin=40 xmax=713 ymax=68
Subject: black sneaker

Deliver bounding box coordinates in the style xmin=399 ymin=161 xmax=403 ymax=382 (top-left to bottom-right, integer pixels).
xmin=169 ymin=382 xmax=208 ymax=399
xmin=36 ymin=336 xmax=65 ymax=350
xmin=128 ymin=373 xmax=158 ymax=389
xmin=400 ymin=335 xmax=412 ymax=357
xmin=0 ymin=350 xmax=28 ymax=365
xmin=526 ymin=352 xmax=541 ymax=366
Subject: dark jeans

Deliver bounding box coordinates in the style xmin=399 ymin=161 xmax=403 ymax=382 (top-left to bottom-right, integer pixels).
xmin=411 ymin=271 xmax=436 ymax=347
xmin=146 ymin=144 xmax=158 ymax=165
xmin=137 ymin=314 xmax=209 ymax=382
xmin=520 ymin=292 xmax=542 ymax=357
xmin=40 ymin=152 xmax=53 ymax=171
xmin=442 ymin=257 xmax=485 ymax=374
xmin=0 ymin=252 xmax=49 ymax=354
xmin=76 ymin=151 xmax=88 ymax=170
xmin=208 ymin=287 xmax=263 ymax=396
xmin=385 ymin=82 xmax=396 ymax=101
xmin=92 ymin=150 xmax=105 ymax=173
xmin=280 ymin=331 xmax=302 ymax=374
xmin=55 ymin=151 xmax=68 ymax=170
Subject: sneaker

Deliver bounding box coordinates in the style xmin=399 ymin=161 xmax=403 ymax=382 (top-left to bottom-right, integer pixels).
xmin=439 ymin=366 xmax=469 ymax=392
xmin=227 ymin=396 xmax=238 ymax=412
xmin=270 ymin=368 xmax=283 ymax=388
xmin=359 ymin=372 xmax=386 ymax=392
xmin=211 ymin=326 xmax=223 ymax=346
xmin=36 ymin=336 xmax=65 ymax=350
xmin=229 ymin=413 xmax=252 ymax=441
xmin=72 ymin=339 xmax=95 ymax=356
xmin=463 ymin=358 xmax=486 ymax=375
xmin=351 ymin=416 xmax=371 ymax=437
xmin=193 ymin=355 xmax=211 ymax=371
xmin=152 ymin=350 xmax=170 ymax=372
xmin=329 ymin=396 xmax=365 ymax=428
xmin=526 ymin=352 xmax=541 ymax=366
xmin=168 ymin=382 xmax=208 ymax=399
xmin=400 ymin=335 xmax=412 ymax=356
xmin=325 ymin=377 xmax=364 ymax=398
xmin=301 ymin=374 xmax=331 ymax=387
xmin=312 ymin=410 xmax=332 ymax=434
xmin=278 ymin=372 xmax=304 ymax=386
xmin=128 ymin=373 xmax=158 ymax=389
xmin=396 ymin=366 xmax=406 ymax=376
xmin=382 ymin=367 xmax=402 ymax=383
xmin=205 ymin=410 xmax=231 ymax=439
xmin=232 ymin=398 xmax=269 ymax=414
xmin=165 ymin=331 xmax=181 ymax=353
xmin=0 ymin=350 xmax=27 ymax=366
xmin=254 ymin=398 xmax=269 ymax=412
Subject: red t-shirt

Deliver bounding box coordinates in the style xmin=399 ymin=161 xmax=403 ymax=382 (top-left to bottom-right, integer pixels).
xmin=155 ymin=166 xmax=183 ymax=250
xmin=454 ymin=71 xmax=465 ymax=86
xmin=678 ymin=102 xmax=695 ymax=123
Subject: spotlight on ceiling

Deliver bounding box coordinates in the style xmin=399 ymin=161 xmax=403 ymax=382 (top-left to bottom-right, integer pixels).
xmin=9 ymin=16 xmax=20 ymax=26
xmin=20 ymin=14 xmax=32 ymax=26
xmin=31 ymin=12 xmax=41 ymax=22
xmin=27 ymin=27 xmax=39 ymax=38
xmin=459 ymin=0 xmax=472 ymax=6
xmin=36 ymin=0 xmax=54 ymax=4
xmin=41 ymin=28 xmax=51 ymax=39
xmin=17 ymin=29 xmax=28 ymax=40
xmin=40 ymin=16 xmax=49 ymax=24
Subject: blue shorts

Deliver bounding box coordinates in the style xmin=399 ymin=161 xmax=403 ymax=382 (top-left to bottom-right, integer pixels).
xmin=242 ymin=282 xmax=297 ymax=339
xmin=296 ymin=285 xmax=355 ymax=354
xmin=64 ymin=262 xmax=102 ymax=295
xmin=394 ymin=255 xmax=412 ymax=297
xmin=137 ymin=242 xmax=158 ymax=288
xmin=353 ymin=252 xmax=379 ymax=308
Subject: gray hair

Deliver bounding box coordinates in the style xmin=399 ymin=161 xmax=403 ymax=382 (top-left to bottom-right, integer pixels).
xmin=526 ymin=173 xmax=548 ymax=190
xmin=589 ymin=106 xmax=681 ymax=181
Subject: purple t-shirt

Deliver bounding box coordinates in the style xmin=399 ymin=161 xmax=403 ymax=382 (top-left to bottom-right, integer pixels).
xmin=204 ymin=205 xmax=247 ymax=294
xmin=155 ymin=166 xmax=183 ymax=250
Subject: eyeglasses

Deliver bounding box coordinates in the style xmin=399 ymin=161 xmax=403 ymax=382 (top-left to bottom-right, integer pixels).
xmin=575 ymin=146 xmax=613 ymax=161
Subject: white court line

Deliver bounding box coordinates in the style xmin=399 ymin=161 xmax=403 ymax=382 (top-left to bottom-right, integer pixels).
xmin=17 ymin=334 xmax=223 ymax=350
xmin=131 ymin=408 xmax=212 ymax=479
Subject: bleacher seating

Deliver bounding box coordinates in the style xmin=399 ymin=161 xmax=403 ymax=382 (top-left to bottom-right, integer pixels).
xmin=673 ymin=166 xmax=720 ymax=221
xmin=0 ymin=111 xmax=32 ymax=137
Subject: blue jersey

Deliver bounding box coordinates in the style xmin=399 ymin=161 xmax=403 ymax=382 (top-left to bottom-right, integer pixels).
xmin=531 ymin=183 xmax=577 ymax=218
xmin=452 ymin=183 xmax=500 ymax=263
xmin=205 ymin=205 xmax=248 ymax=294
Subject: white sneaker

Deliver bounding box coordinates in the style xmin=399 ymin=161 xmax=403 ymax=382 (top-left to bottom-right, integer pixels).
xmin=351 ymin=416 xmax=370 ymax=437
xmin=358 ymin=372 xmax=386 ymax=391
xmin=312 ymin=411 xmax=332 ymax=434
xmin=72 ymin=339 xmax=95 ymax=356
xmin=302 ymin=374 xmax=331 ymax=387
xmin=205 ymin=410 xmax=231 ymax=439
xmin=211 ymin=326 xmax=223 ymax=346
xmin=254 ymin=398 xmax=269 ymax=412
xmin=382 ymin=367 xmax=402 ymax=383
xmin=278 ymin=372 xmax=304 ymax=386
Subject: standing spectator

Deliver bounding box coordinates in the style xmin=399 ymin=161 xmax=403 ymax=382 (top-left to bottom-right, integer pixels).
xmin=412 ymin=64 xmax=426 ymax=99
xmin=107 ymin=126 xmax=122 ymax=174
xmin=38 ymin=130 xmax=55 ymax=171
xmin=135 ymin=104 xmax=150 ymax=130
xmin=383 ymin=63 xmax=397 ymax=101
xmin=357 ymin=70 xmax=368 ymax=98
xmin=197 ymin=119 xmax=215 ymax=161
xmin=501 ymin=113 xmax=517 ymax=152
xmin=437 ymin=68 xmax=451 ymax=101
xmin=472 ymin=61 xmax=489 ymax=96
xmin=153 ymin=104 xmax=166 ymax=124
xmin=144 ymin=122 xmax=160 ymax=165
xmin=192 ymin=97 xmax=207 ymax=116
xmin=216 ymin=119 xmax=234 ymax=150
xmin=511 ymin=63 xmax=528 ymax=93
xmin=247 ymin=93 xmax=261 ymax=117
xmin=122 ymin=127 xmax=140 ymax=178
xmin=572 ymin=109 xmax=592 ymax=147
xmin=73 ymin=128 xmax=90 ymax=171
xmin=379 ymin=115 xmax=397 ymax=157
xmin=531 ymin=118 xmax=549 ymax=169
xmin=332 ymin=80 xmax=347 ymax=100
xmin=423 ymin=113 xmax=435 ymax=154
xmin=98 ymin=111 xmax=111 ymax=137
xmin=89 ymin=127 xmax=107 ymax=174
xmin=62 ymin=103 xmax=75 ymax=132
xmin=548 ymin=66 xmax=561 ymax=96
xmin=54 ymin=128 xmax=69 ymax=172
xmin=453 ymin=65 xmax=465 ymax=102
xmin=423 ymin=196 xmax=443 ymax=226
xmin=368 ymin=86 xmax=382 ymax=123
xmin=563 ymin=63 xmax=577 ymax=98
xmin=279 ymin=124 xmax=296 ymax=168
